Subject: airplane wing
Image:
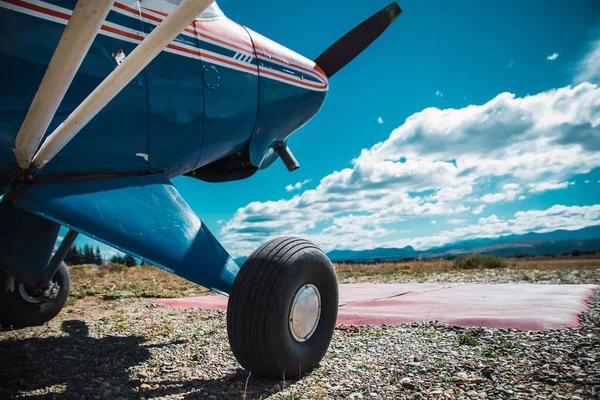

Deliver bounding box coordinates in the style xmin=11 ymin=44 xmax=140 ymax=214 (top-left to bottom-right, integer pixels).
xmin=12 ymin=174 xmax=239 ymax=294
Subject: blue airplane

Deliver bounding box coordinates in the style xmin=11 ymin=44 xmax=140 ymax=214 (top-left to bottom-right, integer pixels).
xmin=0 ymin=0 xmax=400 ymax=378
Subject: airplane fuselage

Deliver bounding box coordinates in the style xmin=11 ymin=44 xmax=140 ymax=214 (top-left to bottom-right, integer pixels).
xmin=0 ymin=0 xmax=328 ymax=181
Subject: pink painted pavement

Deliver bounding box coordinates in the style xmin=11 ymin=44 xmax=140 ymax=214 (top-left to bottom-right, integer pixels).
xmin=154 ymin=283 xmax=598 ymax=331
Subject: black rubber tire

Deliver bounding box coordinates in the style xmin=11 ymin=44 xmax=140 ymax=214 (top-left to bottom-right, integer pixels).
xmin=227 ymin=237 xmax=338 ymax=379
xmin=0 ymin=262 xmax=70 ymax=327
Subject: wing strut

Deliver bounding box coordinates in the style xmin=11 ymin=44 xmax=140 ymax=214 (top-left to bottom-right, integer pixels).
xmin=30 ymin=0 xmax=215 ymax=171
xmin=12 ymin=0 xmax=115 ymax=169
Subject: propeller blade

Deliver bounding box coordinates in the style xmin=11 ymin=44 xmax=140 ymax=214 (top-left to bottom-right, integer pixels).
xmin=315 ymin=2 xmax=401 ymax=78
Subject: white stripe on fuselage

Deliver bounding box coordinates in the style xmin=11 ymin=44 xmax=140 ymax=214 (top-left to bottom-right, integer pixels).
xmin=0 ymin=0 xmax=327 ymax=91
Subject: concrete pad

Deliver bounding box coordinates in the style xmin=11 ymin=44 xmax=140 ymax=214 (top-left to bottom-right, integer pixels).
xmin=154 ymin=283 xmax=598 ymax=331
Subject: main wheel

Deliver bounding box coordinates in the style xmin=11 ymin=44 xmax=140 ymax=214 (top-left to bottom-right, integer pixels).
xmin=0 ymin=262 xmax=70 ymax=327
xmin=227 ymin=237 xmax=338 ymax=379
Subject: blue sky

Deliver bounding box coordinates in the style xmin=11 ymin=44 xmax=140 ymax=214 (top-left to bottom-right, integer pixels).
xmin=73 ymin=0 xmax=600 ymax=259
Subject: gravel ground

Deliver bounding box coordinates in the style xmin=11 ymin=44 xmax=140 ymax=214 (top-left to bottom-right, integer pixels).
xmin=338 ymin=266 xmax=600 ymax=286
xmin=1 ymin=289 xmax=598 ymax=399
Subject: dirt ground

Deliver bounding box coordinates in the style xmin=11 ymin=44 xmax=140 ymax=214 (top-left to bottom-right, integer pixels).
xmin=1 ymin=258 xmax=598 ymax=399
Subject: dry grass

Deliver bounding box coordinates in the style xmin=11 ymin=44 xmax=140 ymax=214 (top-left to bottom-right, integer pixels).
xmin=334 ymin=256 xmax=600 ymax=284
xmin=67 ymin=256 xmax=600 ymax=303
xmin=505 ymin=256 xmax=600 ymax=270
xmin=334 ymin=259 xmax=454 ymax=274
xmin=69 ymin=263 xmax=209 ymax=300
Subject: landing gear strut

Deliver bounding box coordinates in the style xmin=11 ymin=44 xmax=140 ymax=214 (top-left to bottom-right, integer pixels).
xmin=227 ymin=237 xmax=338 ymax=378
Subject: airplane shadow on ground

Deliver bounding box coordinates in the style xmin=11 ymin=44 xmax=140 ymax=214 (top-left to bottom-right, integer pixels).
xmin=0 ymin=320 xmax=284 ymax=399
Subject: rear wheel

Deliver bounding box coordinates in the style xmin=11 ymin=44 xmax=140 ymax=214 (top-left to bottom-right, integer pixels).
xmin=0 ymin=262 xmax=70 ymax=327
xmin=227 ymin=237 xmax=338 ymax=379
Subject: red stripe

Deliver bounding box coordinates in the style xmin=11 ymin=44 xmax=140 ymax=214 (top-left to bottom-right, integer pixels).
xmin=117 ymin=3 xmax=326 ymax=84
xmin=194 ymin=21 xmax=254 ymax=49
xmin=314 ymin=64 xmax=327 ymax=79
xmin=2 ymin=0 xmax=325 ymax=90
xmin=5 ymin=0 xmax=145 ymax=42
xmin=101 ymin=24 xmax=143 ymax=41
xmin=256 ymin=51 xmax=328 ymax=84
xmin=261 ymin=69 xmax=326 ymax=90
xmin=202 ymin=53 xmax=258 ymax=73
xmin=143 ymin=7 xmax=168 ymax=17
xmin=3 ymin=0 xmax=69 ymax=20
xmin=253 ymin=45 xmax=328 ymax=83
xmin=195 ymin=28 xmax=253 ymax=55
xmin=116 ymin=3 xmax=253 ymax=53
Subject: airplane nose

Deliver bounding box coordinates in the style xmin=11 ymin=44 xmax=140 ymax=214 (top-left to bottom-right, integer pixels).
xmin=313 ymin=64 xmax=329 ymax=89
xmin=245 ymin=28 xmax=329 ymax=168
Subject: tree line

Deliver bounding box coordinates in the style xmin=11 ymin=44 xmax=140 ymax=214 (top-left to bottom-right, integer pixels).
xmin=64 ymin=245 xmax=139 ymax=267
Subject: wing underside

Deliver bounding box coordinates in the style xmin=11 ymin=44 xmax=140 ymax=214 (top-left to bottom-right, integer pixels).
xmin=13 ymin=174 xmax=239 ymax=294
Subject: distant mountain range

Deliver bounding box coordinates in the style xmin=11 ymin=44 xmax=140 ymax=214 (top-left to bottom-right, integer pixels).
xmin=232 ymin=225 xmax=600 ymax=265
xmin=327 ymin=225 xmax=600 ymax=262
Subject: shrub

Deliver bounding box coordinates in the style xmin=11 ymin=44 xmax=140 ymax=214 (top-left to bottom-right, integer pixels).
xmin=453 ymin=254 xmax=507 ymax=269
xmin=459 ymin=333 xmax=479 ymax=346
xmin=99 ymin=263 xmax=129 ymax=274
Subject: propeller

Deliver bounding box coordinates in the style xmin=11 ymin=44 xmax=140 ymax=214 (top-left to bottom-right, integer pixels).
xmin=314 ymin=2 xmax=401 ymax=78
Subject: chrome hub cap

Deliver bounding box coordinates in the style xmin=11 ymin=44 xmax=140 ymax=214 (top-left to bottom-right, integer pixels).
xmin=289 ymin=284 xmax=321 ymax=342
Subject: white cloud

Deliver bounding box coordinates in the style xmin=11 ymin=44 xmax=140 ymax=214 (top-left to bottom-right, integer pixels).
xmin=435 ymin=90 xmax=444 ymax=98
xmin=528 ymin=180 xmax=570 ymax=193
xmin=221 ymin=81 xmax=600 ymax=256
xmin=575 ymin=40 xmax=600 ymax=84
xmin=478 ymin=215 xmax=501 ymax=224
xmin=431 ymin=220 xmax=438 ymax=225
xmin=480 ymin=184 xmax=522 ymax=203
xmin=481 ymin=193 xmax=507 ymax=203
xmin=472 ymin=205 xmax=486 ymax=215
xmin=518 ymin=195 xmax=526 ymax=200
xmin=217 ymin=219 xmax=224 ymax=225
xmin=381 ymin=205 xmax=600 ymax=250
xmin=448 ymin=218 xmax=466 ymax=225
xmin=285 ymin=179 xmax=312 ymax=192
xmin=585 ymin=180 xmax=590 ymax=183
xmin=547 ymin=52 xmax=559 ymax=61
xmin=508 ymin=58 xmax=515 ymax=68
xmin=428 ymin=184 xmax=472 ymax=202
xmin=377 ymin=117 xmax=384 ymax=124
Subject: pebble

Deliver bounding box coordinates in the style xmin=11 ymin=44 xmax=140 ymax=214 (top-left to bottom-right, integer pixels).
xmin=0 ymin=281 xmax=598 ymax=400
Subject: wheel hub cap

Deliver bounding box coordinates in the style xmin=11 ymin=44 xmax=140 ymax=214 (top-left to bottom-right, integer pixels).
xmin=18 ymin=281 xmax=60 ymax=304
xmin=289 ymin=284 xmax=321 ymax=342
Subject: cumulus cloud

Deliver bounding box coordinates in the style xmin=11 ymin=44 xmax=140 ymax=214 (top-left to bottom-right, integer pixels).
xmin=575 ymin=40 xmax=600 ymax=84
xmin=285 ymin=179 xmax=312 ymax=192
xmin=528 ymin=180 xmax=571 ymax=193
xmin=435 ymin=90 xmax=444 ymax=98
xmin=380 ymin=204 xmax=600 ymax=250
xmin=221 ymin=82 xmax=600 ymax=257
xmin=448 ymin=218 xmax=467 ymax=225
xmin=431 ymin=220 xmax=438 ymax=225
xmin=377 ymin=117 xmax=384 ymax=124
xmin=508 ymin=58 xmax=515 ymax=68
xmin=480 ymin=183 xmax=522 ymax=203
xmin=481 ymin=193 xmax=507 ymax=203
xmin=472 ymin=205 xmax=486 ymax=215
xmin=547 ymin=52 xmax=559 ymax=61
